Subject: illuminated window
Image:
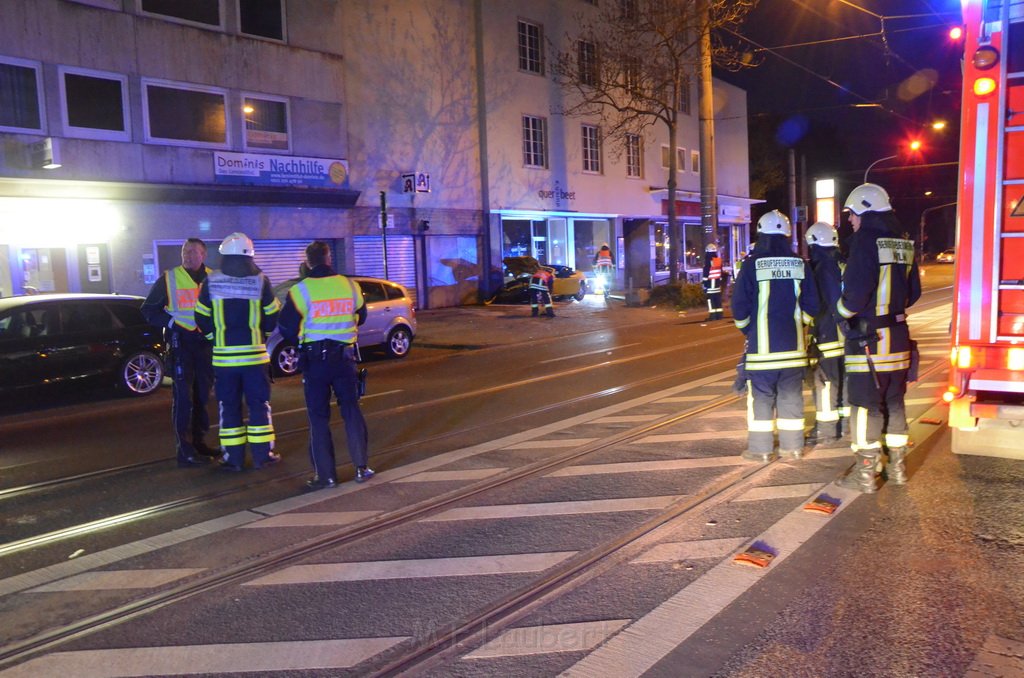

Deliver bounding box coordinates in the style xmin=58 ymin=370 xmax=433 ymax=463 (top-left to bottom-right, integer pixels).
xmin=0 ymin=56 xmax=43 ymax=133
xmin=59 ymin=67 xmax=130 ymax=141
xmin=143 ymin=79 xmax=228 ymax=147
xmin=243 ymin=95 xmax=289 ymax=151
xmin=518 ymin=19 xmax=544 ymax=74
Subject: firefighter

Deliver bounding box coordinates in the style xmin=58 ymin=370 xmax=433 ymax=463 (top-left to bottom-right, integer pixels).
xmin=732 ymin=210 xmax=820 ymax=462
xmin=804 ymin=222 xmax=848 ymax=445
xmin=195 ymin=233 xmax=281 ymax=472
xmin=530 ymin=265 xmax=555 ymax=317
xmin=141 ymin=238 xmax=215 ymax=467
xmin=593 ymin=243 xmax=615 ymax=298
xmin=836 ymin=183 xmax=921 ymax=492
xmin=276 ymin=241 xmax=374 ymax=489
xmin=701 ymin=243 xmax=724 ymax=320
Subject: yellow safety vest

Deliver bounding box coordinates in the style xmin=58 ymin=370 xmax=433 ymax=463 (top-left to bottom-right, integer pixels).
xmin=291 ymin=275 xmax=362 ymax=345
xmin=165 ymin=265 xmax=206 ymax=331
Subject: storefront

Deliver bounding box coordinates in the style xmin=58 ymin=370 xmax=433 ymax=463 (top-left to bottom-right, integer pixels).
xmin=497 ymin=209 xmax=617 ymax=274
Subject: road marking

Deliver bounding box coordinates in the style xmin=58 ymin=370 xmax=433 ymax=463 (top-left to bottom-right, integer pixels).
xmin=548 ymin=457 xmax=747 ymax=477
xmin=422 ymin=496 xmax=680 ymax=522
xmin=393 ymin=468 xmax=507 ymax=483
xmin=245 ymin=552 xmax=578 ymax=586
xmin=502 ymin=438 xmax=597 ymax=449
xmin=27 ymin=569 xmax=204 ymax=593
xmin=733 ymin=482 xmax=826 ymax=502
xmin=540 ymin=343 xmax=641 ymax=364
xmin=698 ymin=409 xmax=745 ymax=419
xmin=636 ymin=430 xmax=746 ymax=444
xmin=655 ymin=395 xmax=714 ymax=403
xmin=589 ymin=414 xmax=661 ymax=423
xmin=631 ymin=537 xmax=748 ymax=564
xmin=241 ymin=511 xmax=381 ymax=529
xmin=269 ymin=389 xmax=404 ymax=417
xmin=465 ymin=620 xmax=631 ymax=659
xmin=964 ymin=635 xmax=1024 ymax=677
xmin=906 ymin=397 xmax=940 ymax=406
xmin=0 ymin=638 xmax=409 ymax=677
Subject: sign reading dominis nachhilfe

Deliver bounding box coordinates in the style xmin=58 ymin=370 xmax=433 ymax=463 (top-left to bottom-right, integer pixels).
xmin=754 ymin=257 xmax=805 ymax=281
xmin=214 ymin=151 xmax=349 ymax=189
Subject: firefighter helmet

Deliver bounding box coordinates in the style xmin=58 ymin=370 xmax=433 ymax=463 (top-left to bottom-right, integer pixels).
xmin=705 ymin=243 xmax=719 ymax=253
xmin=219 ymin=232 xmax=255 ymax=257
xmin=844 ymin=183 xmax=893 ymax=215
xmin=805 ymin=221 xmax=839 ymax=247
xmin=757 ymin=210 xmax=792 ymax=237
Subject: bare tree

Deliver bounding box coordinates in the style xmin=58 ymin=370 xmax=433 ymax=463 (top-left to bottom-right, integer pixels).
xmin=551 ymin=0 xmax=756 ymax=283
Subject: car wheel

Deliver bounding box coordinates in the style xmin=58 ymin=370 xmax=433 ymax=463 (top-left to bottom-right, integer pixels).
xmin=272 ymin=343 xmax=300 ymax=376
xmin=574 ymin=284 xmax=586 ymax=302
xmin=385 ymin=326 xmax=413 ymax=358
xmin=120 ymin=350 xmax=164 ymax=396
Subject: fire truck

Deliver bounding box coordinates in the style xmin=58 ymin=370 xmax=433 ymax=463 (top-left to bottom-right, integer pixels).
xmin=946 ymin=0 xmax=1024 ymax=457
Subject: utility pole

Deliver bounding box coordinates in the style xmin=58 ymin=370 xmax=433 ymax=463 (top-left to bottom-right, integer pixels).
xmin=379 ymin=191 xmax=389 ymax=280
xmin=697 ymin=0 xmax=718 ymax=253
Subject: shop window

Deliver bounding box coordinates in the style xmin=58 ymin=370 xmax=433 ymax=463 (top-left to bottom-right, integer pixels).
xmin=0 ymin=56 xmax=43 ymax=133
xmin=239 ymin=0 xmax=284 ymax=40
xmin=139 ymin=0 xmax=221 ymax=28
xmin=243 ymin=95 xmax=289 ymax=151
xmin=582 ymin=124 xmax=602 ymax=173
xmin=143 ymin=79 xmax=228 ymax=147
xmin=523 ymin=115 xmax=548 ymax=168
xmin=625 ymin=134 xmax=642 ymax=178
xmin=518 ymin=19 xmax=544 ymax=74
xmin=60 ymin=67 xmax=130 ymax=141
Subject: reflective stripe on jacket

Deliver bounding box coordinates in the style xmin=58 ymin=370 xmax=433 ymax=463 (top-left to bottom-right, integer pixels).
xmin=195 ymin=271 xmax=280 ymax=368
xmin=290 ymin=275 xmax=362 ymax=345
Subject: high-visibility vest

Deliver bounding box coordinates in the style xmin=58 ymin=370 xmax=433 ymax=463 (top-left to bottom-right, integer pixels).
xmin=290 ymin=275 xmax=362 ymax=345
xmin=595 ymin=250 xmax=613 ymax=267
xmin=165 ymin=265 xmax=205 ymax=331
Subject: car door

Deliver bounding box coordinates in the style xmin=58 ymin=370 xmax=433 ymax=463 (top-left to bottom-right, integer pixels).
xmin=354 ymin=279 xmax=388 ymax=347
xmin=0 ymin=305 xmax=57 ymax=391
xmin=51 ymin=300 xmax=122 ymax=381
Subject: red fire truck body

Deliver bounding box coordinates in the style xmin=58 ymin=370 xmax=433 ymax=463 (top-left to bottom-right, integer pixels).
xmin=947 ymin=0 xmax=1024 ymax=457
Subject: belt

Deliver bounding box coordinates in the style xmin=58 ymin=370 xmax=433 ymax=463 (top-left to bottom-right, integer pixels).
xmin=867 ymin=313 xmax=907 ymax=331
xmin=301 ymin=340 xmax=354 ymax=351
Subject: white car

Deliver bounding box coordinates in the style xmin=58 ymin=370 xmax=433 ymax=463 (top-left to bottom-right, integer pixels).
xmin=267 ymin=276 xmax=417 ymax=376
xmin=936 ymin=248 xmax=955 ymax=264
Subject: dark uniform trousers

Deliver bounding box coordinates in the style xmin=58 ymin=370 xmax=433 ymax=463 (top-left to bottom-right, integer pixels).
xmin=169 ymin=329 xmax=213 ymax=459
xmin=812 ymin=354 xmax=844 ymax=437
xmin=747 ymin=367 xmax=805 ymax=454
xmin=215 ymin=363 xmax=274 ymax=467
xmin=845 ymin=324 xmax=911 ymax=452
xmin=302 ymin=341 xmax=368 ymax=480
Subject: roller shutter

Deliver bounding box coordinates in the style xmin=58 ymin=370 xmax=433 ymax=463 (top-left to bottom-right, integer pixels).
xmin=353 ymin=235 xmax=417 ymax=305
xmin=252 ymin=239 xmax=312 ymax=285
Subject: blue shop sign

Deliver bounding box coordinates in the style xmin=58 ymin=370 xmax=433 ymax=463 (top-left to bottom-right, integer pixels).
xmin=213 ymin=151 xmax=349 ymax=189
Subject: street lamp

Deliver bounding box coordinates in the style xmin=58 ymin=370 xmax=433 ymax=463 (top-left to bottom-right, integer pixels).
xmin=864 ymin=154 xmax=899 ymax=183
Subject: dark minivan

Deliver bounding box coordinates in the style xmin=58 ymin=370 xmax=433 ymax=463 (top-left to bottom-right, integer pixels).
xmin=0 ymin=293 xmax=166 ymax=397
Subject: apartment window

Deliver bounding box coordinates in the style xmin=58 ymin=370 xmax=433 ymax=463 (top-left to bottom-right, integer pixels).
xmin=578 ymin=40 xmax=598 ymax=86
xmin=140 ymin=0 xmax=221 ymax=28
xmin=660 ymin=145 xmax=686 ymax=171
xmin=59 ymin=67 xmax=130 ymax=141
xmin=239 ymin=0 xmax=284 ymax=40
xmin=679 ymin=75 xmax=691 ymax=114
xmin=243 ymin=95 xmax=289 ymax=151
xmin=518 ymin=19 xmax=543 ymax=74
xmin=522 ymin=115 xmax=548 ymax=168
xmin=620 ymin=0 xmax=639 ymax=21
xmin=691 ymin=149 xmax=700 ymax=173
xmin=625 ymin=134 xmax=642 ymax=178
xmin=0 ymin=57 xmax=43 ymax=132
xmin=582 ymin=124 xmax=602 ymax=173
xmin=624 ymin=57 xmax=641 ymax=94
xmin=143 ymin=79 xmax=228 ymax=147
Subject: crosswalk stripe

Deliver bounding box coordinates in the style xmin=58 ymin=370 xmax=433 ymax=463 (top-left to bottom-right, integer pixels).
xmin=27 ymin=569 xmax=204 ymax=593
xmin=465 ymin=620 xmax=631 ymax=659
xmin=637 ymin=430 xmax=746 ymax=444
xmin=422 ymin=496 xmax=680 ymax=522
xmin=906 ymin=397 xmax=940 ymax=406
xmin=655 ymin=395 xmax=712 ymax=403
xmin=548 ymin=457 xmax=746 ymax=477
xmin=698 ymin=410 xmax=745 ymax=419
xmin=502 ymin=438 xmax=596 ymax=449
xmin=590 ymin=414 xmax=661 ymax=423
xmin=0 ymin=638 xmax=409 ymax=677
xmin=733 ymin=483 xmax=826 ymax=502
xmin=631 ymin=537 xmax=748 ymax=564
xmin=393 ymin=468 xmax=507 ymax=483
xmin=245 ymin=552 xmax=578 ymax=586
xmin=242 ymin=511 xmax=381 ymax=529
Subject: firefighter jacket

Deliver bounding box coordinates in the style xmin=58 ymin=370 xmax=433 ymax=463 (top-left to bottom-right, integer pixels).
xmin=142 ymin=265 xmax=210 ymax=333
xmin=276 ymin=265 xmax=367 ymax=346
xmin=529 ymin=268 xmax=554 ymax=291
xmin=837 ymin=212 xmax=921 ymax=374
xmin=732 ymin=235 xmax=820 ymax=371
xmin=702 ymin=256 xmax=723 ymax=292
xmin=594 ymin=248 xmax=614 ymax=268
xmin=807 ymin=246 xmax=845 ymax=360
xmin=195 ymin=255 xmax=280 ymax=368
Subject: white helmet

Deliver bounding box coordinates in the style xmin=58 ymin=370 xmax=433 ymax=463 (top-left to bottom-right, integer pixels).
xmin=844 ymin=183 xmax=892 ymax=215
xmin=757 ymin=210 xmax=792 ymax=237
xmin=805 ymin=221 xmax=839 ymax=247
xmin=705 ymin=242 xmax=719 ymax=253
xmin=219 ymin=232 xmax=255 ymax=257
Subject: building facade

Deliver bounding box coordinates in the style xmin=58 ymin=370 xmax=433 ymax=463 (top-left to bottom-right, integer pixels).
xmin=0 ymin=0 xmax=752 ymax=307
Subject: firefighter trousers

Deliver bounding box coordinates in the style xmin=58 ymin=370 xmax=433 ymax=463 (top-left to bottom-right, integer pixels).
xmin=746 ymin=367 xmax=805 ymax=454
xmin=812 ymin=355 xmax=844 ymax=435
xmin=214 ymin=364 xmax=275 ymax=467
xmin=847 ymin=368 xmax=909 ymax=452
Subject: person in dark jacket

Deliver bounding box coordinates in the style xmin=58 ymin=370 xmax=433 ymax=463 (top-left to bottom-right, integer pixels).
xmin=276 ymin=241 xmax=374 ymax=489
xmin=732 ymin=210 xmax=820 ymax=462
xmin=530 ymin=265 xmax=555 ymax=317
xmin=836 ymin=183 xmax=922 ymax=492
xmin=195 ymin=233 xmax=281 ymax=472
xmin=141 ymin=238 xmax=215 ymax=467
xmin=804 ymin=222 xmax=848 ymax=445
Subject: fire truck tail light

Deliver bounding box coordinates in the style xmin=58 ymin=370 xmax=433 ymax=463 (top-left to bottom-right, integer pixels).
xmin=974 ymin=77 xmax=997 ymax=96
xmin=953 ymin=346 xmax=973 ymax=369
xmin=943 ymin=389 xmax=956 ymax=403
xmin=1008 ymin=348 xmax=1024 ymax=371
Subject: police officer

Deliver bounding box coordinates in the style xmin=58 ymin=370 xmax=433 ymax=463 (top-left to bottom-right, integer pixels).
xmin=530 ymin=264 xmax=555 ymax=317
xmin=702 ymin=243 xmax=724 ymax=320
xmin=837 ymin=183 xmax=921 ymax=492
xmin=732 ymin=210 xmax=820 ymax=462
xmin=804 ymin=222 xmax=848 ymax=445
xmin=276 ymin=241 xmax=373 ymax=489
xmin=142 ymin=238 xmax=215 ymax=467
xmin=194 ymin=233 xmax=281 ymax=472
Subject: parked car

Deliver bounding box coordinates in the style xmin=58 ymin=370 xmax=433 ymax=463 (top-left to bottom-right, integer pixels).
xmin=487 ymin=256 xmax=587 ymax=304
xmin=0 ymin=293 xmax=165 ymax=397
xmin=936 ymin=248 xmax=956 ymax=264
xmin=267 ymin=275 xmax=417 ymax=376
